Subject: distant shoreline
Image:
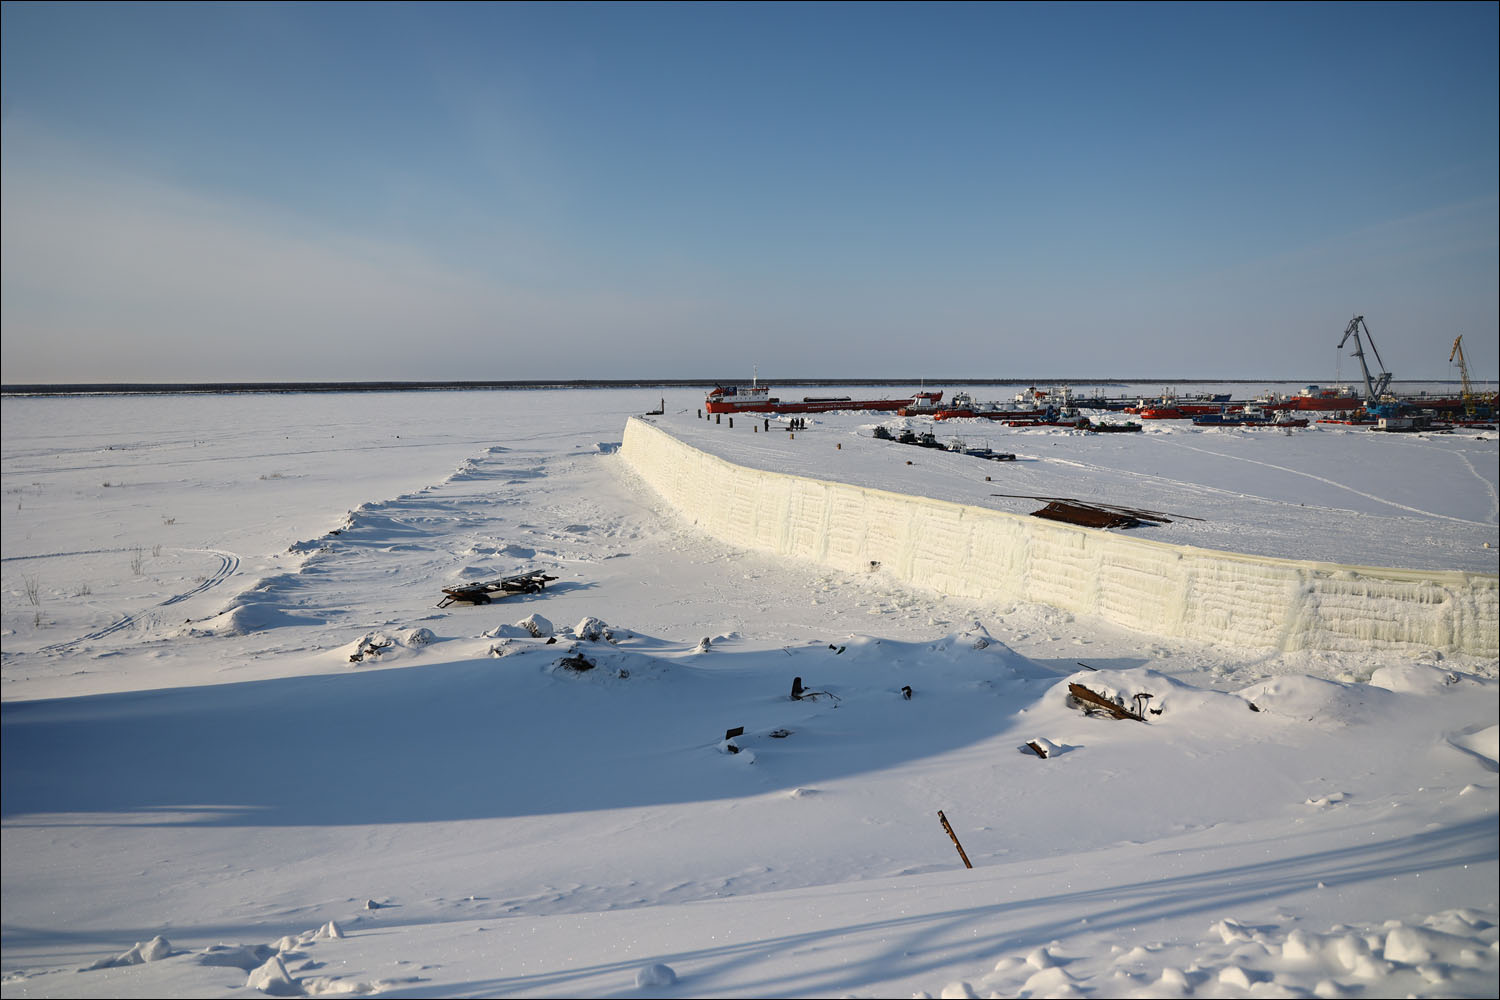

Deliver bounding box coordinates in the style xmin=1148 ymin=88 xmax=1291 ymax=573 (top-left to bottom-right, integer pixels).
xmin=0 ymin=377 xmax=1464 ymax=398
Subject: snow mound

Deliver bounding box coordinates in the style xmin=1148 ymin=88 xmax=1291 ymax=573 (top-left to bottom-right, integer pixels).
xmin=1020 ymin=736 xmax=1064 ymax=758
xmin=634 ymin=962 xmax=677 ymax=987
xmin=341 ymin=628 xmax=437 ymax=664
xmin=1449 ymin=724 xmax=1498 ymax=769
xmin=1057 ymin=667 xmax=1259 ymax=723
xmin=449 ymin=458 xmax=491 ymax=481
xmin=519 ymin=613 xmax=554 ymax=637
xmin=547 ymin=643 xmax=653 ymax=682
xmin=1368 ymin=662 xmax=1469 ymax=693
xmin=190 ymin=599 xmax=314 ymax=636
xmin=246 ymin=953 xmax=300 ymax=995
xmin=572 ymin=615 xmax=612 ymax=641
xmin=1237 ymin=674 xmax=1400 ymax=727
xmin=972 ymin=908 xmax=1499 ymax=999
xmin=84 ymin=935 xmax=172 ymax=969
xmin=196 ymin=943 xmax=277 ymax=969
xmin=183 ymin=575 xmax=322 ymax=636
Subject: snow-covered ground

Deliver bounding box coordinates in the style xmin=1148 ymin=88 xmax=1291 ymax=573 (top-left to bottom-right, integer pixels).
xmin=2 ymin=385 xmax=1496 ymax=999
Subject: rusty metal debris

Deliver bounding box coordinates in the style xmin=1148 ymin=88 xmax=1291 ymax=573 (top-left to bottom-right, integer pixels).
xmin=349 ymin=639 xmax=393 ymax=663
xmin=993 ymin=494 xmax=1204 ymax=525
xmin=556 ymin=651 xmax=595 ymax=672
xmin=1067 ymin=683 xmax=1147 ymax=721
xmin=1033 ymin=501 xmax=1144 ymax=528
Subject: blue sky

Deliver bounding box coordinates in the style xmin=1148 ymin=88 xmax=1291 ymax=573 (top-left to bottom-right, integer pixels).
xmin=2 ymin=1 xmax=1495 ymax=383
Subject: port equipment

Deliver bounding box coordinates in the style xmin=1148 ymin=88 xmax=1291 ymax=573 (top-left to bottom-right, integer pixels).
xmin=1338 ymin=315 xmax=1394 ymax=408
xmin=1450 ymin=335 xmax=1477 ymax=418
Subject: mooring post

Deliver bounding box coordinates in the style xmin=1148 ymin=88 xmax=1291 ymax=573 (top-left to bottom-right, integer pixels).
xmin=937 ymin=810 xmax=973 ymax=869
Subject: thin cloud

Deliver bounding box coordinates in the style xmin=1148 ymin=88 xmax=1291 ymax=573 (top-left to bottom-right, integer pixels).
xmin=0 ymin=130 xmax=711 ymax=382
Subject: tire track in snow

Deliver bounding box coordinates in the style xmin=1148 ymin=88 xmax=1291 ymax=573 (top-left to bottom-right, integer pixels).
xmin=1390 ymin=436 xmax=1500 ymax=524
xmin=1034 ymin=454 xmax=1362 ymax=517
xmin=34 ymin=549 xmax=240 ymax=654
xmin=5 ymin=436 xmax=507 ymax=477
xmin=2 ymin=547 xmax=145 ymax=563
xmin=1138 ymin=437 xmax=1493 ymax=526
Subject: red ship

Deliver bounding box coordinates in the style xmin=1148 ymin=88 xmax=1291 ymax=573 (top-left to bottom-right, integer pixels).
xmin=1124 ymin=391 xmax=1224 ymax=417
xmin=1258 ymin=385 xmax=1363 ymax=411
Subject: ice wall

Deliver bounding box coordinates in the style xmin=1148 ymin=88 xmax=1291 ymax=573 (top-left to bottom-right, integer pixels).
xmin=620 ymin=418 xmax=1499 ymax=657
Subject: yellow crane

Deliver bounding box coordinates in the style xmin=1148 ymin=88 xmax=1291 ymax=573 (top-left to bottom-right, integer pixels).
xmin=1449 ymin=335 xmax=1476 ymax=418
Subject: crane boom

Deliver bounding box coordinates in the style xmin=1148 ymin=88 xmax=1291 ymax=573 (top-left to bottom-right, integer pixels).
xmin=1337 ymin=315 xmax=1392 ymax=405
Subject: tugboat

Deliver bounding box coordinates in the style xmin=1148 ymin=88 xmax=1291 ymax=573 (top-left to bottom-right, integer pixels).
xmin=1193 ymin=406 xmax=1308 ymax=428
xmin=704 ymin=380 xmax=773 ymax=411
xmin=895 ymin=390 xmax=948 ymax=416
xmin=1006 ymin=406 xmax=1088 ymax=428
xmin=1262 ymin=410 xmax=1311 ymax=428
xmin=1086 ymin=418 xmax=1143 ymax=433
xmin=1192 ymin=405 xmax=1260 ymax=427
xmin=932 ymin=390 xmax=1050 ymax=421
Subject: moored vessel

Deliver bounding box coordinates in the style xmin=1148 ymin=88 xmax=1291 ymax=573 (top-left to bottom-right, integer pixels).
xmin=1259 ymin=384 xmax=1363 ymax=411
xmin=705 ymin=378 xmax=941 ymax=415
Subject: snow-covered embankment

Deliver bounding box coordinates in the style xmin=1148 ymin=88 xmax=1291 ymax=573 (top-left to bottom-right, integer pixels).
xmin=620 ymin=417 xmax=1498 ymax=656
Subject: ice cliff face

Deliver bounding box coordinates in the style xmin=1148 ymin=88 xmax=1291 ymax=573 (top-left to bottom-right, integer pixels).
xmin=620 ymin=418 xmax=1497 ymax=657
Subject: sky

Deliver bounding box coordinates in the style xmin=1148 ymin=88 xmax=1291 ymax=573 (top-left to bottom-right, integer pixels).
xmin=1 ymin=1 xmax=1496 ymax=384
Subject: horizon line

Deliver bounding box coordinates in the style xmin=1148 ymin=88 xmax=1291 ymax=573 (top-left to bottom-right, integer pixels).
xmin=1 ymin=376 xmax=1476 ymax=398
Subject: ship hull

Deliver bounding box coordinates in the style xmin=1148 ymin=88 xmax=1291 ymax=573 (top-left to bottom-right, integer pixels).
xmin=1265 ymin=397 xmax=1363 ymax=411
xmin=705 ymin=389 xmax=942 ymax=415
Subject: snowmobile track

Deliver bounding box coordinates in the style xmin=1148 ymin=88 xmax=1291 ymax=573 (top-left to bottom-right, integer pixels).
xmin=34 ymin=550 xmax=240 ymax=654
